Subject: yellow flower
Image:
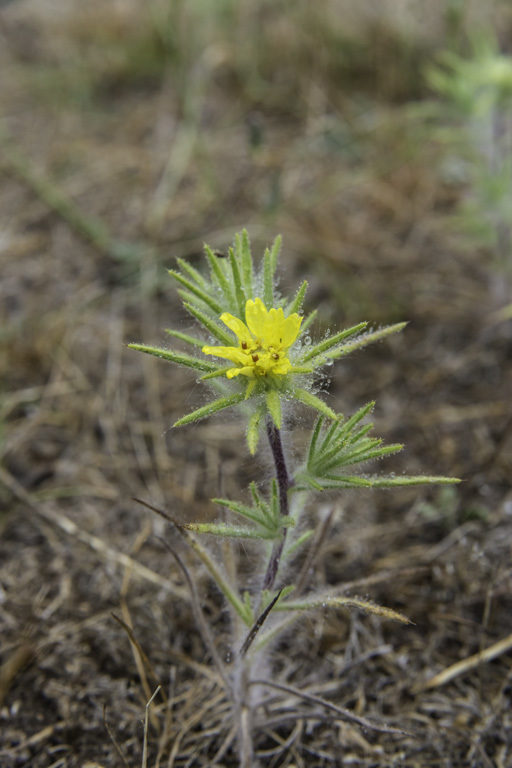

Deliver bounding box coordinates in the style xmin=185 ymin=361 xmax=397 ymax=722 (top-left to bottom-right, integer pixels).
xmin=202 ymin=298 xmax=302 ymax=379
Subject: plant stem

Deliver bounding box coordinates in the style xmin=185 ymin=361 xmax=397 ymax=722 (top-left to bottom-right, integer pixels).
xmin=262 ymin=419 xmax=292 ymax=592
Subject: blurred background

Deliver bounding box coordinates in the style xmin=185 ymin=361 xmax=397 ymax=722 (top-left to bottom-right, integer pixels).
xmin=1 ymin=1 xmax=512 ymax=766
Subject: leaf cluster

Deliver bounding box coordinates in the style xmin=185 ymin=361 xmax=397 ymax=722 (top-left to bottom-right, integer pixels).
xmin=184 ymin=480 xmax=294 ymax=541
xmin=295 ymin=403 xmax=458 ymax=492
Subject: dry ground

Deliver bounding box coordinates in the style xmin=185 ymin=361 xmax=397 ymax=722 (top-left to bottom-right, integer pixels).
xmin=1 ymin=2 xmax=512 ymax=767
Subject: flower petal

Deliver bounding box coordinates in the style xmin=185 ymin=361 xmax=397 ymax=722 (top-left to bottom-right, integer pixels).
xmin=281 ymin=314 xmax=302 ymax=346
xmin=272 ymin=359 xmax=292 ymax=375
xmin=262 ymin=307 xmax=284 ymax=343
xmin=245 ymin=298 xmax=268 ymax=338
xmin=227 ymin=365 xmax=255 ymax=378
xmin=220 ymin=313 xmax=253 ymax=345
xmin=202 ymin=345 xmax=249 ymax=365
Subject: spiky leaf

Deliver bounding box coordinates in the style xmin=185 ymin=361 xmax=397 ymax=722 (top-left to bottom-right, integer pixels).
xmin=127 ymin=344 xmax=215 ymax=372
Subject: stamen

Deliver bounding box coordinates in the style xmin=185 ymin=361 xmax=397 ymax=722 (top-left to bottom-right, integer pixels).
xmin=252 ymin=354 xmax=259 ymax=362
xmin=241 ymin=341 xmax=248 ymax=350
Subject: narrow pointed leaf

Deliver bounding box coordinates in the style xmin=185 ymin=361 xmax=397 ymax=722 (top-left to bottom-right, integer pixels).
xmin=212 ymin=497 xmax=270 ymax=527
xmin=326 ymin=323 xmax=408 ymax=362
xmin=164 ymin=328 xmax=205 ymax=348
xmin=169 ymin=270 xmax=223 ymax=314
xmin=322 ymin=473 xmax=374 ymax=485
xmin=293 ymin=388 xmax=337 ymax=420
xmin=229 ymin=247 xmax=245 ymax=317
xmin=238 ymin=229 xmax=254 ymax=300
xmin=307 ymin=415 xmax=325 ymax=466
xmin=263 ymin=246 xmax=275 ymax=308
xmin=318 ymin=444 xmax=402 ymax=475
xmin=247 ymin=408 xmax=263 ymax=455
xmin=300 ymin=309 xmax=318 ymax=335
xmin=270 ymin=478 xmax=280 ymax=523
xmin=286 ymin=280 xmax=308 ymax=316
xmin=293 ymin=475 xmax=324 ymax=491
xmin=249 ymin=481 xmax=263 ymax=507
xmin=177 ymin=288 xmax=207 ymax=309
xmin=204 ymin=245 xmax=235 ymax=305
xmin=325 ymin=443 xmax=404 ymax=471
xmin=176 ymin=257 xmax=207 ymax=289
xmin=319 ymin=414 xmax=345 ymax=450
xmin=294 ymin=473 xmax=373 ymax=491
xmin=283 ymin=529 xmax=314 ymax=559
xmin=128 ymin=344 xmax=216 ymax=372
xmin=243 ymin=590 xmax=252 ymax=615
xmin=276 ymin=595 xmax=411 ymax=624
xmin=266 ymin=389 xmax=282 ymax=429
xmin=200 ymin=367 xmax=233 ymax=380
xmin=315 ymin=435 xmax=381 ymax=469
xmin=366 ymin=475 xmax=461 ymax=488
xmin=249 ymin=482 xmax=274 ymax=526
xmin=183 ymin=303 xmax=235 ymax=345
xmin=269 ymin=234 xmax=282 ymax=274
xmin=346 ymin=422 xmax=374 ymax=445
xmin=173 ymin=392 xmax=245 ymax=427
xmin=184 ymin=522 xmax=276 ymax=540
xmin=299 ymin=322 xmax=368 ymax=363
xmin=343 ymin=401 xmax=376 ymax=434
xmin=245 ymin=379 xmax=257 ymax=399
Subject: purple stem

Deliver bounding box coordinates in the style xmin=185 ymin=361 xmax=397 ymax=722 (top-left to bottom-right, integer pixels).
xmin=262 ymin=419 xmax=292 ymax=592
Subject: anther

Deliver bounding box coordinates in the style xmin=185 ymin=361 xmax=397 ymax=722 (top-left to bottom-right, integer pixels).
xmin=241 ymin=341 xmax=248 ymax=350
xmin=252 ymin=354 xmax=259 ymax=362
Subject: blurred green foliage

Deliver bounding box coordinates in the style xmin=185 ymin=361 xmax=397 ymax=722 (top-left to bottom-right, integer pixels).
xmin=427 ymin=31 xmax=512 ymax=274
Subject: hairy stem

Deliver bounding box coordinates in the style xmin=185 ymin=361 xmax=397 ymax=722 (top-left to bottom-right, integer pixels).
xmin=262 ymin=419 xmax=292 ymax=592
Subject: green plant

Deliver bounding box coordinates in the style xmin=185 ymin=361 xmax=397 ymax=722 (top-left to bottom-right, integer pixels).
xmin=129 ymin=231 xmax=458 ymax=766
xmin=427 ymin=32 xmax=512 ymax=279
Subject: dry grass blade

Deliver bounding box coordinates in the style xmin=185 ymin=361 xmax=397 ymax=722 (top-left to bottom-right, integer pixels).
xmin=250 ymin=679 xmax=411 ymax=736
xmin=158 ymin=538 xmax=230 ymax=688
xmin=209 ymin=722 xmax=238 ymax=765
xmin=0 ymin=644 xmax=35 ymax=708
xmin=120 ymin=523 xmax=160 ymax=708
xmin=240 ymin=589 xmax=283 ymax=656
xmin=142 ymin=686 xmax=162 ymax=768
xmin=0 ymin=467 xmax=186 ymax=598
xmin=111 ymin=613 xmax=166 ymax=701
xmin=418 ymin=631 xmax=512 ymax=692
xmin=134 ymin=497 xmax=232 ymax=686
xmin=103 ymin=704 xmax=130 ymax=768
xmin=255 ymin=721 xmax=303 ymax=760
xmin=134 ymin=497 xmax=248 ymax=623
xmin=164 ymin=685 xmax=229 ymax=767
xmin=0 ymin=722 xmax=66 ymax=760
